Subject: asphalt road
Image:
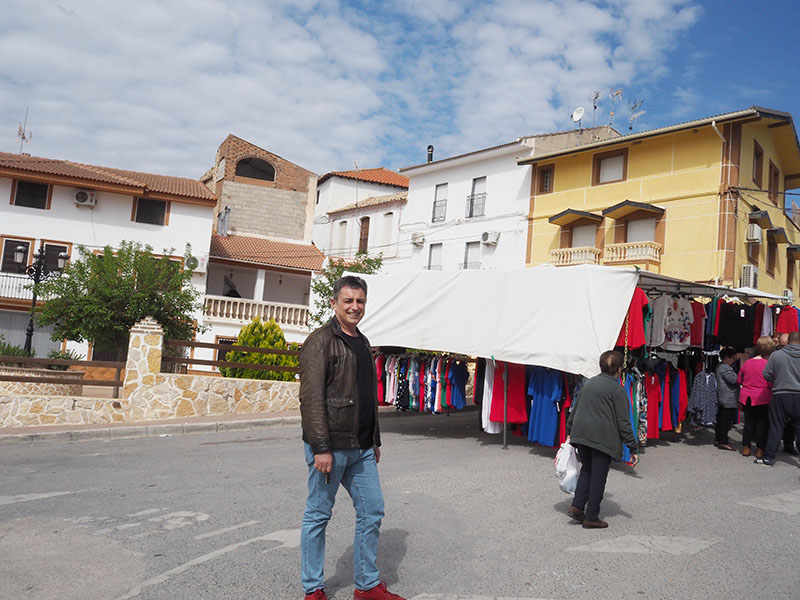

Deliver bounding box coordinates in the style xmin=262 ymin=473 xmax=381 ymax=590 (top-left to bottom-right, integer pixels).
xmin=1 ymin=408 xmax=799 ymax=600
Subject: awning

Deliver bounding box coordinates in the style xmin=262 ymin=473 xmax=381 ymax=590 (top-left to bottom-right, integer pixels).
xmin=749 ymin=210 xmax=773 ymax=228
xmin=548 ymin=209 xmax=603 ymax=227
xmin=635 ymin=270 xmax=750 ymax=298
xmin=767 ymin=227 xmax=790 ymax=244
xmin=733 ymin=286 xmax=786 ymax=301
xmin=788 ymin=245 xmax=800 ymax=260
xmin=602 ymin=200 xmax=665 ymax=219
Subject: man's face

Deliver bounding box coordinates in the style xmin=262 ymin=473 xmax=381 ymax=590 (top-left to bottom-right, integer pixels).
xmin=331 ymin=286 xmax=366 ymax=330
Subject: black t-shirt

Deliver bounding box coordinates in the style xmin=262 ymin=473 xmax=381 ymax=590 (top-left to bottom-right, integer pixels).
xmin=341 ymin=332 xmax=375 ymax=449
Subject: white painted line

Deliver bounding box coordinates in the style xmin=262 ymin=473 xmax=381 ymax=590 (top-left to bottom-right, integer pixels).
xmin=128 ymin=508 xmax=166 ymax=517
xmin=410 ymin=595 xmax=553 ymax=600
xmin=194 ymin=520 xmax=260 ymax=540
xmin=567 ymin=535 xmax=721 ymax=555
xmin=0 ymin=490 xmax=88 ymax=506
xmin=261 ymin=528 xmax=301 ymax=551
xmin=737 ymin=488 xmax=800 ymax=515
xmin=148 ymin=511 xmax=209 ymax=530
xmin=114 ymin=528 xmax=300 ymax=599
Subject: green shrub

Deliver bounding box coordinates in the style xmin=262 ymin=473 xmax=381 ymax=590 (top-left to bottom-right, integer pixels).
xmin=0 ymin=335 xmax=31 ymax=365
xmin=220 ymin=317 xmax=299 ymax=381
xmin=46 ymin=348 xmax=85 ymax=371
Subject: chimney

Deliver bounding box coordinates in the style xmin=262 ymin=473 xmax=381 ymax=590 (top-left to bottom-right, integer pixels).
xmin=427 ymin=145 xmax=434 ymax=163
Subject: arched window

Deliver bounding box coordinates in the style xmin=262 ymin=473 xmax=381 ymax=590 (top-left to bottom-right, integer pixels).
xmin=235 ymin=157 xmax=275 ymax=181
xmin=359 ymin=217 xmax=370 ymax=253
xmin=337 ymin=221 xmax=348 ymax=255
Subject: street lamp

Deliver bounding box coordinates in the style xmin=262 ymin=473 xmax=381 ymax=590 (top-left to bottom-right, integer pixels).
xmin=14 ymin=242 xmax=69 ymax=356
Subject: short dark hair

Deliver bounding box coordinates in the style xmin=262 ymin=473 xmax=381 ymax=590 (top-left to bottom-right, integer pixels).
xmin=599 ymin=350 xmax=623 ymax=375
xmin=332 ymin=275 xmax=368 ymax=300
xmin=789 ymin=331 xmax=800 ymax=345
xmin=719 ymin=346 xmax=738 ymax=360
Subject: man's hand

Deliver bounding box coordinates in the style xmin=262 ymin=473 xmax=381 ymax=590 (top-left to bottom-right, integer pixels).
xmin=314 ymin=452 xmax=333 ymax=474
xmin=629 ymin=453 xmax=639 ymax=467
xmin=374 ymin=446 xmax=381 ymax=464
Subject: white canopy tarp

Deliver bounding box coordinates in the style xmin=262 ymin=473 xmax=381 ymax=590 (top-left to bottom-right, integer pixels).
xmin=347 ymin=265 xmax=638 ymax=378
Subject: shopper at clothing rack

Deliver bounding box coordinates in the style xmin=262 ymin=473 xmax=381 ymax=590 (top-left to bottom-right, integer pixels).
xmin=714 ymin=347 xmax=740 ymax=451
xmin=758 ymin=331 xmax=800 ymax=467
xmin=737 ymin=336 xmax=774 ymax=458
xmin=566 ymin=350 xmax=638 ymax=529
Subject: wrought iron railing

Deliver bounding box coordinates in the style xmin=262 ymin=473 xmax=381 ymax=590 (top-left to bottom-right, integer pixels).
xmin=465 ymin=192 xmax=486 ymax=218
xmin=432 ymin=199 xmax=447 ymax=222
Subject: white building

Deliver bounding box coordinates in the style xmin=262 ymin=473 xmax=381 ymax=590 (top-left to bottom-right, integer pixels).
xmin=313 ymin=168 xmax=409 ymax=259
xmin=390 ymin=128 xmax=620 ymax=273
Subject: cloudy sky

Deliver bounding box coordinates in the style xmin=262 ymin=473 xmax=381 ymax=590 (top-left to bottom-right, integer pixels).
xmin=1 ymin=0 xmax=798 ymax=178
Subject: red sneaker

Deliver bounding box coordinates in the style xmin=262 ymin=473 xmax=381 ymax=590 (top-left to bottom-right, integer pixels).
xmin=305 ymin=589 xmax=328 ymax=600
xmin=353 ymin=581 xmax=405 ymax=600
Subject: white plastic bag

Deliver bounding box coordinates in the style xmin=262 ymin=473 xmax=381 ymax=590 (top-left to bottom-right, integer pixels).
xmin=554 ymin=441 xmax=579 ymax=494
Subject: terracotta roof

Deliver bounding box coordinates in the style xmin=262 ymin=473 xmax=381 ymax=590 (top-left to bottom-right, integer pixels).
xmin=0 ymin=152 xmax=216 ymax=202
xmin=329 ymin=191 xmax=407 ymax=215
xmin=210 ymin=234 xmax=325 ymax=271
xmin=318 ymin=167 xmax=408 ymax=188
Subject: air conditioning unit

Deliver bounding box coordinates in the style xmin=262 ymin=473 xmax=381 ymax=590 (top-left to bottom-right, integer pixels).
xmin=481 ymin=231 xmax=500 ymax=245
xmin=185 ymin=254 xmax=208 ymax=273
xmin=741 ymin=264 xmax=759 ymax=289
xmin=746 ymin=223 xmax=762 ymax=243
xmin=411 ymin=232 xmax=426 ymax=247
xmin=74 ymin=189 xmax=97 ymax=207
xmin=783 ymin=288 xmax=794 ymax=303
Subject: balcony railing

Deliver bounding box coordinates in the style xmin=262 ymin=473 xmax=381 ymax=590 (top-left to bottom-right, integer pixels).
xmin=424 ymin=265 xmax=443 ymax=271
xmin=204 ymin=295 xmax=309 ymax=329
xmin=0 ymin=273 xmax=32 ymax=300
xmin=458 ymin=262 xmax=481 ymax=270
xmin=432 ymin=199 xmax=447 ymax=222
xmin=465 ymin=192 xmax=486 ymax=218
xmin=550 ymin=247 xmax=602 ymax=266
xmin=604 ymin=241 xmax=662 ymax=264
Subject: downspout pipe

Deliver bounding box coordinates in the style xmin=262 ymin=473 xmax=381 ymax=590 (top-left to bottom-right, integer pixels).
xmin=711 ymin=120 xmax=726 ymax=142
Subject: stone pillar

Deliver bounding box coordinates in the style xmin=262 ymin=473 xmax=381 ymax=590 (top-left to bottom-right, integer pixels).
xmin=123 ymin=317 xmax=164 ymax=419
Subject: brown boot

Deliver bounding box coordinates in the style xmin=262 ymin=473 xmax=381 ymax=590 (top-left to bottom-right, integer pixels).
xmin=582 ymin=518 xmax=609 ymax=529
xmin=742 ymin=445 xmax=751 ymax=457
xmin=568 ymin=506 xmax=585 ymax=523
xmin=756 ymin=448 xmax=764 ymax=459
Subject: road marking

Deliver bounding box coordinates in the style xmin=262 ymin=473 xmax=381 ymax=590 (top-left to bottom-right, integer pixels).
xmin=737 ymin=488 xmax=800 ymax=515
xmin=0 ymin=490 xmax=87 ymax=506
xmin=567 ymin=535 xmax=721 ymax=555
xmin=261 ymin=528 xmax=301 ymax=551
xmin=194 ymin=520 xmax=261 ymax=540
xmin=148 ymin=511 xmax=209 ymax=530
xmin=95 ymin=523 xmax=142 ymax=535
xmin=114 ymin=528 xmax=301 ymax=599
xmin=128 ymin=508 xmax=166 ymax=517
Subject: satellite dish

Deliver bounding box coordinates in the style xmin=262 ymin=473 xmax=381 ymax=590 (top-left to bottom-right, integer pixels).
xmin=571 ymin=107 xmax=585 ymax=123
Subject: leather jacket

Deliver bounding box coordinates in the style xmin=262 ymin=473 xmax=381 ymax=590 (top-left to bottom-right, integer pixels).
xmin=299 ymin=317 xmax=380 ymax=454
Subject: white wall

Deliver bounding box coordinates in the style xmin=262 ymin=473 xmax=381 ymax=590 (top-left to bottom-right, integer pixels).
xmin=326 ymin=203 xmax=404 ymax=259
xmin=382 ymin=144 xmax=533 ymax=273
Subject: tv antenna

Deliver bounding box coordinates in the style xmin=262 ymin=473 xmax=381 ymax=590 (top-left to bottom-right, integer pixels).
xmin=628 ymin=99 xmax=646 ymax=131
xmin=571 ymin=106 xmax=585 ymax=142
xmin=608 ymin=89 xmax=623 ymax=126
xmin=590 ymin=92 xmax=601 ymax=139
xmin=17 ymin=107 xmax=32 ymax=153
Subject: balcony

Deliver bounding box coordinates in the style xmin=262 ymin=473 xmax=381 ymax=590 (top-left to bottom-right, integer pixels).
xmin=0 ymin=273 xmax=32 ymax=300
xmin=604 ymin=241 xmax=662 ymax=264
xmin=550 ymin=247 xmax=601 ymax=266
xmin=458 ymin=262 xmax=481 ymax=270
xmin=204 ymin=295 xmax=309 ymax=329
xmin=465 ymin=193 xmax=486 ymax=218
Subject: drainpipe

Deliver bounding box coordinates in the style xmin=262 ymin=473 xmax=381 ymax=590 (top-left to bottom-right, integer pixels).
xmin=711 ymin=120 xmax=726 ymax=142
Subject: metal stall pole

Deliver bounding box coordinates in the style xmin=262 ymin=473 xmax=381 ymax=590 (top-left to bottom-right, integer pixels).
xmin=503 ymin=361 xmax=508 ymax=449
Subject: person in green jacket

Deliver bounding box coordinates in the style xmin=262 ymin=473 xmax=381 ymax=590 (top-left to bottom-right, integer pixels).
xmin=566 ymin=350 xmax=639 ymax=529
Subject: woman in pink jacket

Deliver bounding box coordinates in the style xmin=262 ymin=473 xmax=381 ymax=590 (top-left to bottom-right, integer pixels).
xmin=737 ymin=336 xmax=774 ymax=458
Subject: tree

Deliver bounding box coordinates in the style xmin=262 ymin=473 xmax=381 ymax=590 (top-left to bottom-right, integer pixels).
xmin=308 ymin=252 xmax=382 ymax=328
xmin=35 ymin=241 xmax=203 ymax=359
xmin=220 ymin=317 xmax=299 ymax=381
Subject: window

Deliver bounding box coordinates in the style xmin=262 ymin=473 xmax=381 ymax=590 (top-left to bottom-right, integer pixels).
xmin=753 ymin=141 xmax=764 ymax=188
xmin=432 ymin=183 xmax=447 ymax=222
xmin=337 ymin=221 xmax=348 ymax=254
xmin=133 ymin=197 xmax=168 ymax=225
xmin=769 ymin=160 xmax=780 ymax=204
xmin=537 ymin=165 xmax=554 ymax=194
xmin=626 ymin=217 xmax=656 ymax=243
xmin=358 ymin=217 xmax=370 ymax=253
xmin=382 ymin=212 xmax=393 ymax=246
xmin=767 ymin=238 xmax=777 ymax=275
xmin=427 ymin=243 xmax=442 ymax=270
xmin=571 ymin=224 xmax=596 ymax=248
xmin=592 ymin=149 xmax=628 ymax=185
xmin=11 ymin=180 xmax=50 ymax=209
xmin=235 ymin=157 xmax=275 ymax=181
xmin=1 ymin=239 xmax=31 ymax=273
xmin=215 ymin=336 xmax=238 ymax=363
xmin=788 ymin=259 xmax=795 ymax=291
xmin=462 ymin=241 xmax=480 ymax=269
xmin=748 ymin=241 xmax=759 ymax=266
xmin=43 ymin=243 xmax=69 ymax=272
xmin=466 ymin=177 xmax=486 ymax=218
xmin=316 ymin=190 xmax=320 ymax=205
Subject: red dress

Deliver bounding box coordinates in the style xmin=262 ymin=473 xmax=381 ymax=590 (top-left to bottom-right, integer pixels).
xmin=615 ymin=287 xmax=650 ymax=348
xmin=489 ymin=361 xmax=528 ymax=423
xmin=644 ymin=373 xmax=661 ymax=439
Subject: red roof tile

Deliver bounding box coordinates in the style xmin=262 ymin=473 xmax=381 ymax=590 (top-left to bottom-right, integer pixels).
xmin=318 ymin=167 xmax=408 ymax=188
xmin=210 ymin=234 xmax=325 ymax=271
xmin=0 ymin=152 xmax=216 ymax=203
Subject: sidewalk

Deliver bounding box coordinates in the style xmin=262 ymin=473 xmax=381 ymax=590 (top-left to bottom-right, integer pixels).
xmin=0 ymin=405 xmax=402 ymax=444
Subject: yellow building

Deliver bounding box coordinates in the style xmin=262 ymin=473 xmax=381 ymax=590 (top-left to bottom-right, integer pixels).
xmin=519 ymin=106 xmax=800 ymax=301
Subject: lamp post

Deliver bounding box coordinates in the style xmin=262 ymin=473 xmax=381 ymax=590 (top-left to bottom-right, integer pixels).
xmin=14 ymin=242 xmax=69 ymax=357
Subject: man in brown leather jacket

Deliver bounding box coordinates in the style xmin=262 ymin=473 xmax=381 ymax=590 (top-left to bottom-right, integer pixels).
xmin=299 ymin=276 xmax=404 ymax=600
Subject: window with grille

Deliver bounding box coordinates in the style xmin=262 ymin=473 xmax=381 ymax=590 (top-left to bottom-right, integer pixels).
xmin=382 ymin=212 xmax=393 ymax=246
xmin=43 ymin=243 xmax=68 ymax=272
xmin=466 ymin=177 xmax=486 ymax=218
xmin=537 ymin=165 xmax=554 ymax=194
xmin=1 ymin=239 xmax=30 ymax=273
xmin=13 ymin=180 xmax=50 ymax=209
xmin=432 ymin=183 xmax=447 ymax=222
xmin=134 ymin=198 xmax=168 ymax=225
xmin=427 ymin=243 xmax=442 ymax=270
xmin=358 ymin=217 xmax=370 ymax=253
xmin=461 ymin=241 xmax=480 ymax=269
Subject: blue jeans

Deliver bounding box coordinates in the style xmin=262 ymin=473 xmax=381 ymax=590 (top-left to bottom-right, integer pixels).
xmin=301 ymin=443 xmax=385 ymax=594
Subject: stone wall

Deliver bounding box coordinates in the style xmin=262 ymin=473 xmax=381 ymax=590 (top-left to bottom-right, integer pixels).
xmin=0 ymin=366 xmax=84 ymax=396
xmin=0 ymin=317 xmax=299 ymax=427
xmin=220 ymin=181 xmax=310 ymax=240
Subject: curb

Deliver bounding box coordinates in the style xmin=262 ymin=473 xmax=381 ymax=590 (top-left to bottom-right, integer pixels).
xmin=0 ymin=416 xmax=302 ymax=444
